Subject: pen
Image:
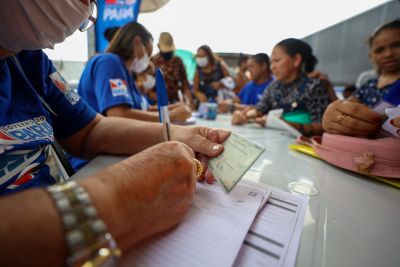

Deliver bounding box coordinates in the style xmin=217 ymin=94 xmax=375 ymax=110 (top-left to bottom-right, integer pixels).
xmin=178 ymin=89 xmax=184 ymax=103
xmin=156 ymin=68 xmax=171 ymax=141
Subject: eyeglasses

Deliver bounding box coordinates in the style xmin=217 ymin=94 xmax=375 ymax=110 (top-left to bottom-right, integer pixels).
xmin=79 ymin=0 xmax=98 ymax=32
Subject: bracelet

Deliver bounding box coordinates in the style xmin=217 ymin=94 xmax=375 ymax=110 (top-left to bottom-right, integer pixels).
xmin=47 ymin=181 xmax=121 ymax=267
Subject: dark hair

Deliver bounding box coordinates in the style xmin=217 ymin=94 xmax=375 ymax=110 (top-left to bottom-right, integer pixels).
xmin=368 ymin=19 xmax=400 ymax=46
xmin=104 ymin=26 xmax=121 ymax=42
xmin=106 ymin=22 xmax=153 ymax=61
xmin=238 ymin=53 xmax=249 ymax=66
xmin=251 ymin=53 xmax=270 ymax=68
xmin=197 ymin=45 xmax=216 ymax=66
xmin=276 ymin=38 xmax=317 ymax=73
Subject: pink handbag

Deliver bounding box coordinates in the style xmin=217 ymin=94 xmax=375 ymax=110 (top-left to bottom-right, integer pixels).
xmin=297 ymin=134 xmax=400 ymax=178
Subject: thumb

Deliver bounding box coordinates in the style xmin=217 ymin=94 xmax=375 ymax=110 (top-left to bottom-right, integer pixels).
xmin=191 ymin=128 xmax=230 ymax=157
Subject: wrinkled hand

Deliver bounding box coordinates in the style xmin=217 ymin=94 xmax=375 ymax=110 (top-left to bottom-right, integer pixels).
xmin=322 ymin=100 xmax=382 ymax=136
xmin=171 ymin=126 xmax=231 ymax=184
xmin=86 ymin=141 xmax=197 ymax=250
xmin=170 ymin=104 xmax=191 ymax=122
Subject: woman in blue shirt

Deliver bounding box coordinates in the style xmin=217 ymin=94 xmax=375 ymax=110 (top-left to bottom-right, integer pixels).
xmin=78 ymin=22 xmax=191 ymax=123
xmin=237 ymin=53 xmax=273 ymax=105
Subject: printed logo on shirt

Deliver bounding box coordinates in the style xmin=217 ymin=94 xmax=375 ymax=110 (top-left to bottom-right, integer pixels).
xmin=109 ymin=79 xmax=129 ymax=97
xmin=49 ymin=71 xmax=80 ymax=105
xmin=0 ymin=116 xmax=54 ymax=154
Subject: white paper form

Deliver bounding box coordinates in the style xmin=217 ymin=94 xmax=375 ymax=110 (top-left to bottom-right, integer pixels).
xmin=234 ymin=189 xmax=308 ymax=267
xmin=119 ymin=182 xmax=270 ymax=267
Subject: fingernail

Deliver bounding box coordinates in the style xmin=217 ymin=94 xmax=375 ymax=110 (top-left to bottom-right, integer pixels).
xmin=211 ymin=144 xmax=221 ymax=151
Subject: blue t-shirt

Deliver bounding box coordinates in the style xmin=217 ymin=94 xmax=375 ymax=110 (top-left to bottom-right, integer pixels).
xmin=238 ymin=79 xmax=272 ymax=105
xmin=0 ymin=50 xmax=97 ymax=195
xmin=71 ymin=53 xmax=144 ymax=171
xmin=78 ymin=53 xmax=143 ymax=114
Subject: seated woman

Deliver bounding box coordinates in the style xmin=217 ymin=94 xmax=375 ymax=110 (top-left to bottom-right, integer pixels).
xmin=232 ymin=38 xmax=332 ymax=136
xmin=237 ymin=53 xmax=273 ymax=105
xmin=323 ymin=19 xmax=400 ymax=136
xmin=78 ymin=22 xmax=190 ymax=123
xmin=72 ymin=22 xmax=191 ymax=171
xmin=193 ymin=45 xmax=235 ymax=103
xmin=219 ymin=53 xmax=272 ymax=112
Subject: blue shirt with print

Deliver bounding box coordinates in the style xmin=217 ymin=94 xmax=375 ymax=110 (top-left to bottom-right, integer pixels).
xmin=71 ymin=53 xmax=143 ymax=171
xmin=0 ymin=50 xmax=96 ymax=195
xmin=78 ymin=53 xmax=143 ymax=114
xmin=238 ymin=79 xmax=272 ymax=105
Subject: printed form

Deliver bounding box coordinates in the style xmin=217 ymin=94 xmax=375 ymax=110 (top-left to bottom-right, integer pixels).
xmin=234 ymin=188 xmax=308 ymax=267
xmin=119 ymin=182 xmax=271 ymax=267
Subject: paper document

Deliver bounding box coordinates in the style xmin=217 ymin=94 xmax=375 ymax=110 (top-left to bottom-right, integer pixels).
xmin=208 ymin=132 xmax=265 ymax=193
xmin=119 ymin=182 xmax=270 ymax=267
xmin=267 ymin=109 xmax=302 ymax=138
xmin=234 ymin=188 xmax=308 ymax=267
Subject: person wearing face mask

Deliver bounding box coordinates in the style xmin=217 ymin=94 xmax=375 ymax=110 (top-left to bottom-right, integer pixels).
xmin=77 ymin=22 xmax=191 ymax=124
xmin=193 ymin=45 xmax=235 ymax=104
xmin=232 ymin=38 xmax=332 ymax=136
xmin=134 ymin=63 xmax=158 ymax=105
xmin=151 ymin=32 xmax=193 ymax=105
xmin=0 ymin=1 xmax=231 ymax=266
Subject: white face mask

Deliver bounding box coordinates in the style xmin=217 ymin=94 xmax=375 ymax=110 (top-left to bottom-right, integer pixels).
xmin=131 ymin=53 xmax=150 ymax=74
xmin=0 ymin=0 xmax=90 ymax=52
xmin=143 ymin=74 xmax=156 ymax=90
xmin=196 ymin=57 xmax=209 ymax=68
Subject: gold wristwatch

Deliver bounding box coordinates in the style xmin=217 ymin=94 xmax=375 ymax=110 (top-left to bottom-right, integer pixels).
xmin=47 ymin=181 xmax=121 ymax=267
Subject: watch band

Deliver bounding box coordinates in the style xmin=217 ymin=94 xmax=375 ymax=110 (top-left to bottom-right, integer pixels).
xmin=47 ymin=181 xmax=121 ymax=267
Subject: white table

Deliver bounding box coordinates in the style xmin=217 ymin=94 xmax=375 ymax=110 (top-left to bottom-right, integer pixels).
xmin=73 ymin=114 xmax=400 ymax=267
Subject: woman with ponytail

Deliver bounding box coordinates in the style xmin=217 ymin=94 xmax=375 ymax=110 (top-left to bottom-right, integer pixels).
xmin=232 ymin=38 xmax=332 ymax=136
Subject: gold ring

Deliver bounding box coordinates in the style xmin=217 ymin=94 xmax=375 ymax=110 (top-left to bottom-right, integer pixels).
xmin=192 ymin=158 xmax=203 ymax=178
xmin=336 ymin=113 xmax=347 ymax=125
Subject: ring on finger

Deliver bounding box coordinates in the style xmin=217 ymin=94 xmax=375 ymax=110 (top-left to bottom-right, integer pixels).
xmin=192 ymin=158 xmax=204 ymax=178
xmin=336 ymin=113 xmax=347 ymax=125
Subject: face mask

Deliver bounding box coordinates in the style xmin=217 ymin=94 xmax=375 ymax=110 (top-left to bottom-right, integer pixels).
xmin=131 ymin=53 xmax=150 ymax=74
xmin=160 ymin=52 xmax=174 ymax=61
xmin=143 ymin=74 xmax=156 ymax=90
xmin=196 ymin=57 xmax=209 ymax=68
xmin=0 ymin=0 xmax=90 ymax=51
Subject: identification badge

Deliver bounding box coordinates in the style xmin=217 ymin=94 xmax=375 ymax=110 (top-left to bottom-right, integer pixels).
xmin=208 ymin=133 xmax=265 ymax=193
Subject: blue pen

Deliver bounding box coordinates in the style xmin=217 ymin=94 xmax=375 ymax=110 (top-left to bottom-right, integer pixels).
xmin=156 ymin=68 xmax=171 ymax=141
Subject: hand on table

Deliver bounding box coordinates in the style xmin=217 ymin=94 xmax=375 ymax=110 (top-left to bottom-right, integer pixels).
xmin=85 ymin=141 xmax=197 ymax=250
xmin=170 ymin=103 xmax=191 ymax=123
xmin=231 ymin=110 xmax=247 ymax=125
xmin=171 ymin=126 xmax=231 ymax=184
xmin=322 ymin=100 xmax=382 ymax=136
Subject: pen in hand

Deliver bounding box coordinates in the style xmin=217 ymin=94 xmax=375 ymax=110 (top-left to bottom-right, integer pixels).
xmin=156 ymin=68 xmax=171 ymax=141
